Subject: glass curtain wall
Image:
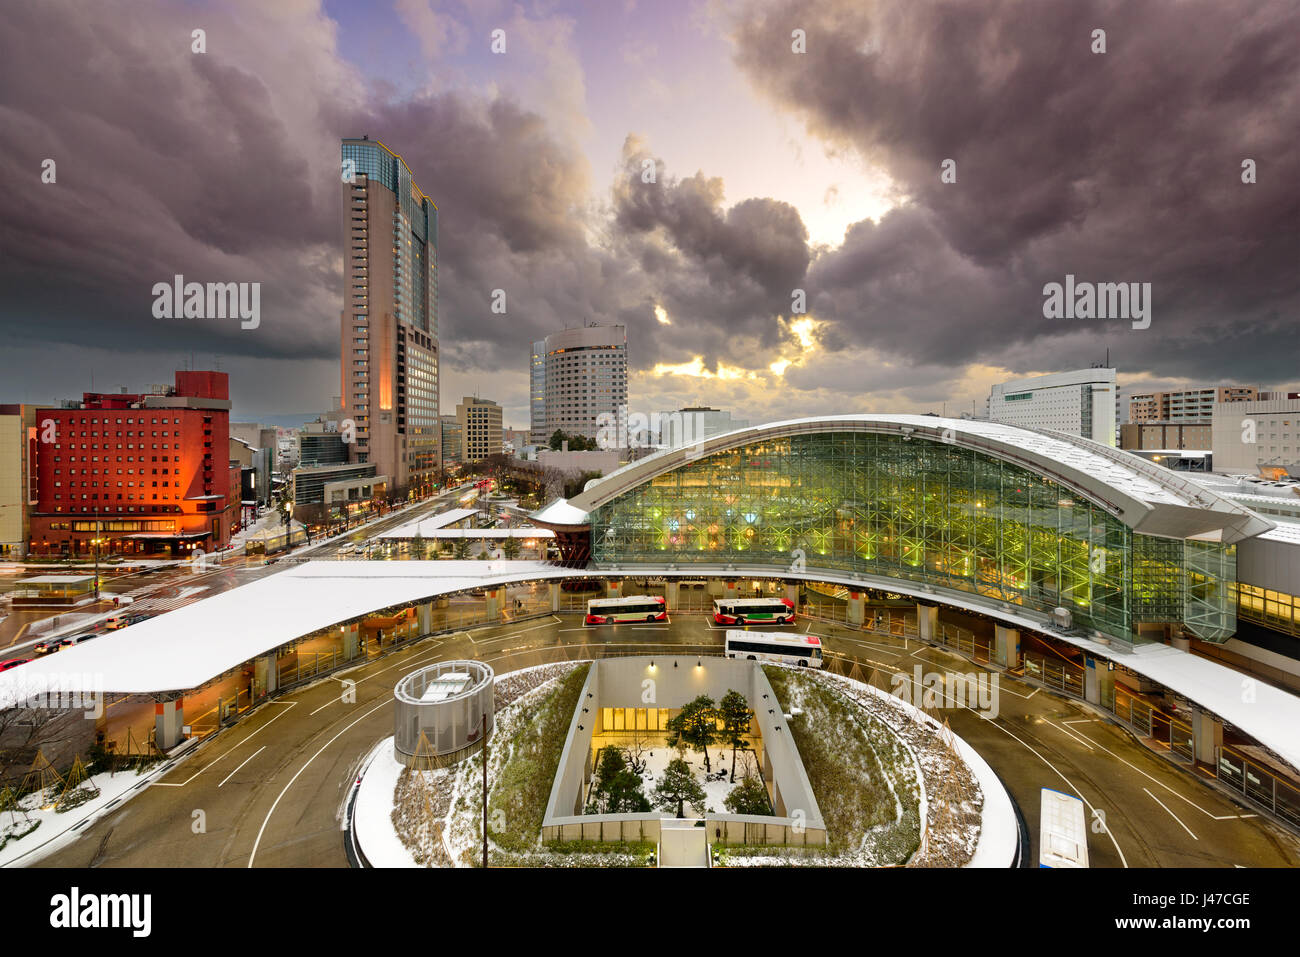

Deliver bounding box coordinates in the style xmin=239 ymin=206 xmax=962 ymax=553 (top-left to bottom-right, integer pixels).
xmin=588 ymin=432 xmax=1235 ymax=643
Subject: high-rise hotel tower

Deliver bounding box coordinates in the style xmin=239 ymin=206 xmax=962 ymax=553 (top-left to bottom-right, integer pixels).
xmin=340 ymin=137 xmax=440 ymax=495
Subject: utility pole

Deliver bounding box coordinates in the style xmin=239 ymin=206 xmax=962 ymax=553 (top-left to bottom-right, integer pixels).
xmin=481 ymin=712 xmax=489 ymax=869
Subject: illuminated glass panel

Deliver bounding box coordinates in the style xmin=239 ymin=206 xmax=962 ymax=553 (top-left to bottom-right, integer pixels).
xmin=589 ymin=432 xmax=1236 ymax=644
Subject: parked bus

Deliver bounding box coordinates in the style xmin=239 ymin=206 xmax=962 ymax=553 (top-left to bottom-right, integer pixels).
xmin=712 ymin=597 xmax=795 ymax=626
xmin=585 ymin=595 xmax=667 ymax=625
xmin=1039 ymin=788 xmax=1089 ymax=868
xmin=724 ymin=630 xmax=823 ymax=668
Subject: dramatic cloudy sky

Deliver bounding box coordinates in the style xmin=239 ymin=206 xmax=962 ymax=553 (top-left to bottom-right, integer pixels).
xmin=1 ymin=0 xmax=1296 ymax=429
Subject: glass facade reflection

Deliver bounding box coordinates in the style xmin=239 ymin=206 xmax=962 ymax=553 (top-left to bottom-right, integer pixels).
xmin=588 ymin=432 xmax=1236 ymax=643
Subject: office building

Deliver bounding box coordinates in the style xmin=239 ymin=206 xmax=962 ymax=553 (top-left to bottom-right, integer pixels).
xmin=654 ymin=407 xmax=749 ymax=448
xmin=987 ymin=368 xmax=1117 ymax=445
xmin=1212 ymin=397 xmax=1300 ymax=477
xmin=529 ymin=338 xmax=547 ymax=446
xmin=1119 ymin=421 xmax=1212 ymax=452
xmin=538 ymin=324 xmax=627 ymax=442
xmin=440 ymin=415 xmax=462 ymax=465
xmin=1130 ymin=386 xmax=1259 ymax=423
xmin=0 ymin=404 xmax=36 ymax=559
xmin=457 ymin=397 xmax=503 ymax=463
xmin=340 ymin=137 xmax=440 ymax=497
xmin=28 ymin=371 xmax=237 ymax=557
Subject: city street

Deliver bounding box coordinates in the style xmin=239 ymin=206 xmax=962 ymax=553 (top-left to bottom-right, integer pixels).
xmin=30 ymin=612 xmax=1300 ymax=869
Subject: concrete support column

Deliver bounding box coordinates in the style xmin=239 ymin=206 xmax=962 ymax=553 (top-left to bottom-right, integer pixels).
xmin=342 ymin=624 xmax=360 ymax=660
xmin=916 ymin=603 xmax=938 ymax=642
xmin=605 ymin=579 xmax=622 ymax=599
xmin=549 ymin=582 xmax=561 ymax=612
xmin=994 ymin=625 xmax=1021 ymax=669
xmin=1193 ymin=711 xmax=1223 ymax=765
xmin=1084 ymin=656 xmax=1115 ymax=706
xmin=847 ymin=591 xmax=865 ymax=626
xmin=664 ymin=581 xmax=680 ymax=612
xmin=416 ymin=602 xmax=432 ymax=634
xmin=485 ymin=588 xmax=502 ymax=620
xmin=784 ymin=583 xmax=800 ymax=607
xmin=723 ymin=580 xmax=739 ymax=602
xmin=154 ymin=697 xmax=184 ymax=751
xmin=254 ymin=654 xmax=278 ymax=697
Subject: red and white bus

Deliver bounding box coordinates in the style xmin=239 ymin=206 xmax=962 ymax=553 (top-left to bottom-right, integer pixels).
xmin=585 ymin=595 xmax=668 ymax=625
xmin=712 ymin=597 xmax=795 ymax=626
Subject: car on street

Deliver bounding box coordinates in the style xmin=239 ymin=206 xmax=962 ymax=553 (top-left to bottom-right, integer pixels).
xmin=0 ymin=658 xmax=31 ymax=672
xmin=59 ymin=632 xmax=98 ymax=647
xmin=33 ymin=639 xmax=61 ymax=654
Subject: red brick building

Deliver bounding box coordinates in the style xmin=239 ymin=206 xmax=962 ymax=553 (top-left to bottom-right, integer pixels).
xmin=28 ymin=371 xmax=236 ymax=557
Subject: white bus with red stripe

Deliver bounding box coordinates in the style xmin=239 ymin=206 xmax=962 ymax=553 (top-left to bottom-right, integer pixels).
xmin=724 ymin=630 xmax=823 ymax=667
xmin=712 ymin=597 xmax=795 ymax=626
xmin=585 ymin=595 xmax=668 ymax=625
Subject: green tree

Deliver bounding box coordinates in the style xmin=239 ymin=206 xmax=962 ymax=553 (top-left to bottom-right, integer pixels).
xmin=548 ymin=429 xmax=566 ymax=450
xmin=666 ymin=695 xmax=719 ymax=772
xmin=652 ymin=758 xmax=706 ymax=819
xmin=501 ymin=535 xmax=521 ymax=560
xmin=453 ymin=537 xmax=472 ymax=561
xmin=717 ymin=689 xmax=753 ymax=782
xmin=586 ymin=747 xmax=650 ymax=814
xmin=410 ymin=533 xmax=426 ymax=560
xmin=724 ymin=774 xmax=773 ymax=816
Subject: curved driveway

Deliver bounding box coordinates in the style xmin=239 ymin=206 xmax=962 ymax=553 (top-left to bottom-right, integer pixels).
xmin=33 ymin=615 xmax=1300 ymax=868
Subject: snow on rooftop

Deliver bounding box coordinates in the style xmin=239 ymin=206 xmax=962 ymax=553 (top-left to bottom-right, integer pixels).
xmin=375 ymin=508 xmax=480 ymax=539
xmin=530 ymin=498 xmax=589 ymax=525
xmin=0 ymin=560 xmax=565 ymax=696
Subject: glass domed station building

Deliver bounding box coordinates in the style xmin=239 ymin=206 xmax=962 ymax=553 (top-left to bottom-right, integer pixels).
xmin=532 ymin=415 xmax=1272 ymax=648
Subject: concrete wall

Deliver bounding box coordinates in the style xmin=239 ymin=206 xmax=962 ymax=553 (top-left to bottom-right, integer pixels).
xmin=542 ymin=656 xmax=825 ymax=845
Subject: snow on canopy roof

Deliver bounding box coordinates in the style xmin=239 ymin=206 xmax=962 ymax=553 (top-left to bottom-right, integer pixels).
xmin=375 ymin=508 xmax=480 ymax=538
xmin=0 ymin=560 xmax=569 ymax=696
xmin=529 ymin=498 xmax=590 ymax=526
xmin=561 ymin=414 xmax=1272 ymax=544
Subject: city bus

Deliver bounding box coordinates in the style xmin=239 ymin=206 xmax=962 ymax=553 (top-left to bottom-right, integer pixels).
xmin=712 ymin=597 xmax=796 ymax=626
xmin=1038 ymin=788 xmax=1089 ymax=868
xmin=724 ymin=630 xmax=823 ymax=668
xmin=585 ymin=595 xmax=668 ymax=625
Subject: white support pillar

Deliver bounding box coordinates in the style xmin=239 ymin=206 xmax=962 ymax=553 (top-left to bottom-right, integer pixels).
xmin=1084 ymin=656 xmax=1115 ymax=706
xmin=846 ymin=590 xmax=865 ymax=626
xmin=417 ymin=601 xmax=432 ymax=634
xmin=485 ymin=588 xmax=503 ymax=620
xmin=549 ymin=582 xmax=561 ymax=612
xmin=605 ymin=579 xmax=622 ymax=599
xmin=342 ymin=624 xmax=360 ymax=660
xmin=916 ymin=603 xmax=938 ymax=642
xmin=664 ymin=581 xmax=680 ymax=612
xmin=254 ymin=654 xmax=278 ymax=697
xmin=155 ymin=697 xmax=185 ymax=751
xmin=1193 ymin=711 xmax=1223 ymax=765
xmin=994 ymin=625 xmax=1021 ymax=669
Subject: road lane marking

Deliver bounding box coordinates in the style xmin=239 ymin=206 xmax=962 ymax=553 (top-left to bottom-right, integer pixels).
xmin=982 ymin=717 xmax=1129 ymax=867
xmin=248 ymin=696 xmax=391 ymax=867
xmin=152 ymin=701 xmax=297 ymax=787
xmin=1046 ymin=719 xmax=1096 ymax=751
xmin=218 ymin=746 xmax=265 ymax=788
xmin=1144 ymin=787 xmax=1199 ymax=840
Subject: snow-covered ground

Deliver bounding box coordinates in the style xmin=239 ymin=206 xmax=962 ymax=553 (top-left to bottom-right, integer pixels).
xmin=0 ymin=762 xmax=171 ymax=868
xmin=585 ymin=733 xmax=761 ymax=816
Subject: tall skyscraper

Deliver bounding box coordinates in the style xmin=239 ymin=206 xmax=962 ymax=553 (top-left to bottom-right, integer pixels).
xmin=340 ymin=137 xmax=440 ymax=496
xmin=987 ymin=368 xmax=1117 ymax=445
xmin=540 ymin=324 xmax=627 ymax=442
xmin=529 ymin=338 xmax=547 ymax=446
